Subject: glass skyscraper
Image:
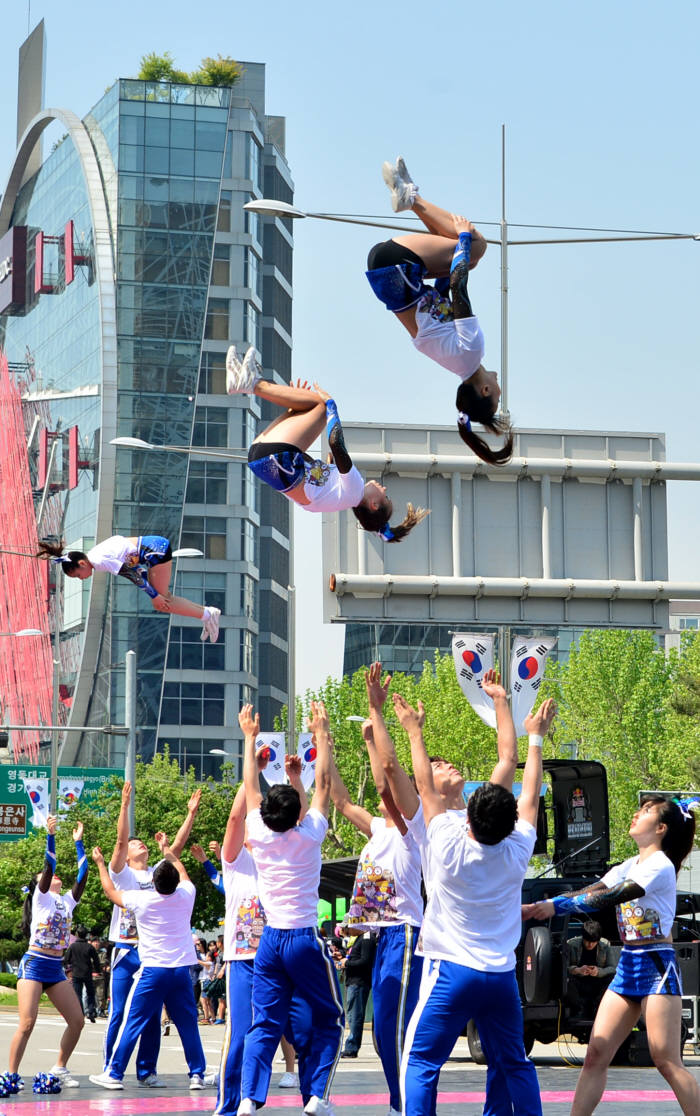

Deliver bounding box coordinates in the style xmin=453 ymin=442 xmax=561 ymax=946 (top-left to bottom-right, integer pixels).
xmin=0 ymin=59 xmax=292 ymax=778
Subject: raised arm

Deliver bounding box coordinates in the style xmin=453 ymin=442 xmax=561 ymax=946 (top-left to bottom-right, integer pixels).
xmin=313 ymin=384 xmax=353 ymax=475
xmin=481 ymin=670 xmax=518 ymax=791
xmin=393 ymin=694 xmax=445 ymax=827
xmin=72 ymin=821 xmax=89 ymax=902
xmin=285 ymin=753 xmax=309 ymax=821
xmin=365 ymin=662 xmax=420 ymax=821
xmin=308 ymin=700 xmax=332 ymax=817
xmin=92 ymin=847 xmax=125 ymax=907
xmin=37 ymin=815 xmax=57 ymax=894
xmin=329 ymin=749 xmax=373 ymax=837
xmin=110 ymin=781 xmax=132 ymax=873
xmin=190 ymin=844 xmax=225 ymax=894
xmin=157 ymin=832 xmax=189 ymax=882
xmin=449 ymin=225 xmax=477 ymax=319
xmin=362 ymin=719 xmax=407 ymax=835
xmin=240 ymin=703 xmax=263 ymax=813
xmin=221 ymin=783 xmax=247 ymax=863
xmin=170 ymin=788 xmax=202 ymax=858
xmin=517 ymin=699 xmax=557 ymax=829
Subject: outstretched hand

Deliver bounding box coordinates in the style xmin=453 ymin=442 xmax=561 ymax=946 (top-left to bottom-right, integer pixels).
xmin=121 ymin=781 xmax=132 ymax=806
xmin=155 ymin=831 xmax=169 ymax=854
xmin=46 ymin=815 xmax=57 ymax=836
xmin=187 ymin=788 xmax=202 ymax=816
xmin=361 ymin=719 xmax=374 ymax=747
xmin=239 ymin=703 xmax=260 ymax=738
xmin=307 ymin=700 xmax=329 ymax=736
xmin=208 ymin=840 xmax=221 ymax=860
xmin=72 ymin=821 xmax=84 ymax=842
xmin=255 ymin=742 xmax=270 ymax=772
xmin=524 ymin=698 xmax=557 ymax=737
xmin=365 ymin=661 xmax=391 ymax=711
xmin=521 ymin=900 xmax=554 ymax=921
xmin=285 ymin=754 xmax=303 ymax=780
xmin=190 ymin=843 xmax=206 ymax=864
xmin=92 ymin=846 xmax=105 ymax=865
xmin=480 ymin=669 xmax=506 ymax=701
xmin=312 ymin=382 xmax=331 ymax=403
xmin=392 ymin=693 xmax=425 ymax=732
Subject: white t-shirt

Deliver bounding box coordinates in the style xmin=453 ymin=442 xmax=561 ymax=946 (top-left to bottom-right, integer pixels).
xmin=120 ymin=879 xmax=197 ymax=967
xmin=221 ymin=846 xmax=267 ymax=961
xmin=600 ymin=850 xmax=677 ymax=942
xmin=406 ymin=800 xmax=467 ymax=894
xmin=419 ymin=813 xmax=536 ymax=972
xmin=86 ymin=536 xmax=137 ymax=574
xmin=294 ymin=463 xmax=365 ymax=513
xmin=412 ymin=288 xmax=484 ymax=382
xmin=30 ymin=888 xmax=78 ymax=952
xmin=108 ymin=864 xmax=155 ymax=946
xmin=345 ymin=817 xmax=423 ymax=930
xmin=246 ymin=807 xmax=327 ymax=928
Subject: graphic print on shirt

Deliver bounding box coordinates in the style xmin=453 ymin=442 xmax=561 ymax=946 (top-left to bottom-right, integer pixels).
xmin=34 ymin=896 xmax=72 ymax=950
xmin=234 ymin=894 xmax=266 ymax=955
xmin=346 ymin=858 xmax=399 ymax=927
xmin=617 ymin=899 xmax=663 ymax=942
xmin=417 ymin=287 xmax=453 ymax=323
xmin=304 ymin=459 xmax=331 ymax=487
xmin=117 ymin=877 xmax=155 ymax=943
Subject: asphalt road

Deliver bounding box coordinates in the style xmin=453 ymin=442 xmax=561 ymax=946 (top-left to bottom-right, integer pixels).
xmin=1 ymin=1009 xmax=699 ymax=1114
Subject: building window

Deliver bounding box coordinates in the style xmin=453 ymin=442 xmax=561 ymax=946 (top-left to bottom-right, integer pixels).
xmin=182 ymin=515 xmax=227 ymax=559
xmin=246 ymin=134 xmax=261 ymax=189
xmin=240 ymin=574 xmax=257 ymax=618
xmin=245 ymin=206 xmax=260 ymax=244
xmin=246 ymin=249 xmax=261 ymax=299
xmin=679 ymin=617 xmax=699 ymax=630
xmin=167 ymin=627 xmax=225 ymax=671
xmin=212 ymin=243 xmax=230 ymax=287
xmin=242 ymin=408 xmax=257 ymax=448
xmin=245 ymin=303 xmax=261 ymax=350
xmin=186 ymin=460 xmax=228 ymax=504
xmin=217 ymin=190 xmax=232 ymax=232
xmin=199 ymin=352 xmax=226 ymax=395
xmin=161 ymin=682 xmax=225 ymax=725
xmin=240 ymin=630 xmax=256 ymax=675
xmin=241 ymin=519 xmax=256 ymax=563
xmin=158 ymin=739 xmax=235 ymax=781
xmin=205 ymin=297 xmax=229 ymax=340
xmin=192 ymin=406 xmax=228 ymax=447
xmin=175 ymin=570 xmax=226 ymax=612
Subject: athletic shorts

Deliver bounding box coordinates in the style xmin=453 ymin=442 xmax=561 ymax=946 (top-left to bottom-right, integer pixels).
xmin=609 ymin=946 xmax=682 ymax=1000
xmin=366 ymin=240 xmax=428 ymax=312
xmin=247 ymin=441 xmax=313 ymax=494
xmin=138 ymin=536 xmax=173 ymax=566
xmin=18 ymin=951 xmax=67 ymax=989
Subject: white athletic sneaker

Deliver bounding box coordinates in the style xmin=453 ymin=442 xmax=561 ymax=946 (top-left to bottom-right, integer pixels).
xmin=190 ymin=1073 xmax=205 ymax=1090
xmin=239 ymin=345 xmax=263 ymax=393
xmin=204 ymin=606 xmax=221 ymax=644
xmin=89 ymin=1071 xmax=123 ymax=1090
xmin=203 ymin=1070 xmax=218 ymax=1086
xmin=226 ymin=345 xmax=243 ymax=394
xmin=137 ymin=1073 xmax=167 ymax=1087
xmin=304 ymin=1097 xmax=336 ymax=1116
xmin=237 ymin=1100 xmax=256 ymax=1115
xmin=386 ymin=1109 xmax=402 ymax=1116
xmin=381 ymin=156 xmax=418 ymax=212
xmin=278 ymin=1070 xmax=298 ymax=1088
xmin=49 ymin=1066 xmax=79 ymax=1088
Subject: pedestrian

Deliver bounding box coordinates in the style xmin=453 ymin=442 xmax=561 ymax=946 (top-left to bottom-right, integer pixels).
xmin=64 ymin=927 xmax=101 ymax=1022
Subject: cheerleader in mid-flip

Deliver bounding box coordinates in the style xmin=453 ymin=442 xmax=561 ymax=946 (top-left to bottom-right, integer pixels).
xmin=225 ymin=363 xmax=428 ymax=543
xmin=366 ymin=157 xmax=513 ymax=467
xmin=7 ymin=817 xmax=89 ymax=1091
xmin=524 ymin=795 xmax=700 ymax=1115
xmin=37 ymin=536 xmax=220 ymax=642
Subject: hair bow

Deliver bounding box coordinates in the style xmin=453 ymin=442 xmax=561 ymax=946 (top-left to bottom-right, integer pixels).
xmin=377 ymin=524 xmax=395 ymax=542
xmin=49 ymin=555 xmax=70 ymax=565
xmin=457 ymin=411 xmax=472 ymax=432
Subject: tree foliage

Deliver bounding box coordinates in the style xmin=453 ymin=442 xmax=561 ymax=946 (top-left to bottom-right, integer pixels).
xmin=136 ymin=51 xmax=241 ymax=87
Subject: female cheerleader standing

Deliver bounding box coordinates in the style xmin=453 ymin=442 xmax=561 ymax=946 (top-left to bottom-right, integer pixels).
xmin=7 ymin=817 xmax=88 ymax=1090
xmin=225 ymin=364 xmax=428 ymax=542
xmin=37 ymin=536 xmax=220 ymax=642
xmin=366 ymin=157 xmax=513 ymax=466
xmin=524 ymin=795 xmax=700 ymax=1115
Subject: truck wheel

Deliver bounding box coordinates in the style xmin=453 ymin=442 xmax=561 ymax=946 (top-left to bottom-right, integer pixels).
xmin=523 ymin=926 xmax=552 ymax=1005
xmin=523 ymin=1025 xmax=536 ymax=1056
xmin=467 ymin=1019 xmax=487 ymax=1065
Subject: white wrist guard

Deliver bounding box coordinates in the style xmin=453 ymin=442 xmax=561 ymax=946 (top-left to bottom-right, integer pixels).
xmin=528 ymin=733 xmax=543 ymax=749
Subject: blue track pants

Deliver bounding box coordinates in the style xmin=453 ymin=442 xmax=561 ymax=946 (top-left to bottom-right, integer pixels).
xmin=240 ymin=925 xmax=344 ymax=1107
xmin=401 ymin=959 xmax=542 ymax=1116
xmin=214 ymin=959 xmax=313 ymax=1114
xmin=372 ymin=922 xmax=423 ymax=1111
xmin=107 ymin=964 xmax=205 ymax=1081
xmin=103 ymin=947 xmax=160 ymax=1079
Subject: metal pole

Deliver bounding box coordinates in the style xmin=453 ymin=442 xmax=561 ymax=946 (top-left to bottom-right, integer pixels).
xmin=499 ymin=625 xmax=512 ymax=702
xmin=287 ymin=506 xmax=296 ymax=762
xmin=500 ymin=124 xmax=509 ymax=417
xmin=125 ymin=650 xmax=136 ymax=834
xmin=50 ymin=655 xmax=59 ymax=813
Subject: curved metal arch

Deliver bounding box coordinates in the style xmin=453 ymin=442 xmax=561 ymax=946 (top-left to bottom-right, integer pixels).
xmin=0 ymin=107 xmax=118 ymax=765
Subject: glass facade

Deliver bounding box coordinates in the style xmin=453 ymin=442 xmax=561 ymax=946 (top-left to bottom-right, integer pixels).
xmin=0 ymin=65 xmax=293 ymax=780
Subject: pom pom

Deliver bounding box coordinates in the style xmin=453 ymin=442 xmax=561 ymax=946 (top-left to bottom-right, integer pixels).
xmin=32 ymin=1072 xmax=61 ymax=1094
xmin=0 ymin=1071 xmax=24 ymax=1095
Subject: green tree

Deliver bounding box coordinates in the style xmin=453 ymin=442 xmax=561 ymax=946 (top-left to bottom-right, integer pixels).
xmin=192 ymin=56 xmax=241 ymax=87
xmin=137 ymin=51 xmax=189 ymax=83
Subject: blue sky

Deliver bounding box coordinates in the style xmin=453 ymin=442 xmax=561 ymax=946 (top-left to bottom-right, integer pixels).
xmin=1 ymin=0 xmax=698 ymax=695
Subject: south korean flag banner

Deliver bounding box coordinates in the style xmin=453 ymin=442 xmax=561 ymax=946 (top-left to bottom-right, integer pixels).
xmin=58 ymin=778 xmax=84 ymax=813
xmin=21 ymin=777 xmax=50 ymax=828
xmin=451 ymin=633 xmax=496 ymax=729
xmin=296 ymin=733 xmax=317 ymax=791
xmin=510 ymin=637 xmax=557 ymax=736
xmin=256 ymin=732 xmax=286 ymax=786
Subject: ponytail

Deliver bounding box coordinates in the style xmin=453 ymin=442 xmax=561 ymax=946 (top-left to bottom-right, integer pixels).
xmin=36 ymin=540 xmax=87 ymax=574
xmin=641 ymin=794 xmax=697 ymax=875
xmin=455 ymin=379 xmax=514 ymax=466
xmin=21 ymin=878 xmax=38 ymax=939
xmin=352 ymin=501 xmax=430 ymax=543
